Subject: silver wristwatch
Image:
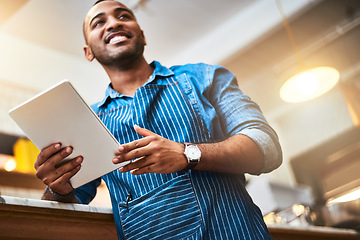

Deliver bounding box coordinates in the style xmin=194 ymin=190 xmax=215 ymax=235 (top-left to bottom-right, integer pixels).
xmin=183 ymin=143 xmax=201 ymax=171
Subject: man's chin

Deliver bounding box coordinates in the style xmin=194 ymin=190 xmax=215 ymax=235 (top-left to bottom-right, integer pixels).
xmin=92 ymin=43 xmax=145 ymax=66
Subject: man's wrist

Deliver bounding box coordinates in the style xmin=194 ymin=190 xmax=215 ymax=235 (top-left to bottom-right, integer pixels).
xmin=44 ymin=186 xmax=75 ymax=202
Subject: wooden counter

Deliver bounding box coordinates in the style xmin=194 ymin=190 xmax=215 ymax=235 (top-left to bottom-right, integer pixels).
xmin=1 ymin=195 xmax=359 ymax=240
xmin=268 ymin=224 xmax=360 ymax=240
xmin=0 ymin=195 xmax=117 ymax=240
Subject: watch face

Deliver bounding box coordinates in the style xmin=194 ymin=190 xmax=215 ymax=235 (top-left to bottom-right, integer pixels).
xmin=186 ymin=145 xmax=201 ymax=160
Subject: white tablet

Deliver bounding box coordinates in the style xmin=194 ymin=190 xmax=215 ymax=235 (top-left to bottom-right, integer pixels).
xmin=9 ymin=80 xmax=129 ymax=188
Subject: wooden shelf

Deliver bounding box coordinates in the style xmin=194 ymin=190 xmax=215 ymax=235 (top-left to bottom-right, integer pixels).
xmin=0 ymin=170 xmax=44 ymax=189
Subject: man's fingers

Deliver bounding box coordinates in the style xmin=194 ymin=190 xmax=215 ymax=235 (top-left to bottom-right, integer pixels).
xmin=36 ymin=144 xmax=73 ymax=171
xmin=116 ymin=135 xmax=156 ymax=159
xmin=116 ymin=126 xmax=161 ymax=156
xmin=114 ymin=140 xmax=155 ymax=164
xmin=134 ymin=125 xmax=159 ymax=137
xmin=39 ymin=156 xmax=83 ymax=186
xmin=119 ymin=156 xmax=147 ymax=172
xmin=52 ymin=156 xmax=83 ymax=180
xmin=35 ymin=143 xmax=61 ymax=168
xmin=34 ymin=142 xmax=83 ymax=195
xmin=49 ymin=146 xmax=73 ymax=166
xmin=49 ymin=164 xmax=81 ymax=195
xmin=130 ymin=165 xmax=153 ymax=175
xmin=121 ymin=138 xmax=150 ymax=152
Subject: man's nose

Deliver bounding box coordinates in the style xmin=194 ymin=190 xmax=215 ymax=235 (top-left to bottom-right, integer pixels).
xmin=106 ymin=16 xmax=122 ymax=31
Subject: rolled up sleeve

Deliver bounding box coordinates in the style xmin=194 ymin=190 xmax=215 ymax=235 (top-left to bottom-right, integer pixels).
xmin=238 ymin=128 xmax=282 ymax=174
xmin=208 ymin=65 xmax=282 ymax=174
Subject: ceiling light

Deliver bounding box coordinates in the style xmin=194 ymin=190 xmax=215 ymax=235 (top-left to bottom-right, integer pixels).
xmin=280 ymin=66 xmax=340 ymax=103
xmin=276 ymin=0 xmax=340 ymax=103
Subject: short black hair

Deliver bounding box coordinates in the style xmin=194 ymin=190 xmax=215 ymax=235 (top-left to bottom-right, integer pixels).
xmin=93 ymin=0 xmax=108 ymax=6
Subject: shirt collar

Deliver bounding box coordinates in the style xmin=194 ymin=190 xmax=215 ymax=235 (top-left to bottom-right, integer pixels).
xmin=95 ymin=61 xmax=174 ymax=108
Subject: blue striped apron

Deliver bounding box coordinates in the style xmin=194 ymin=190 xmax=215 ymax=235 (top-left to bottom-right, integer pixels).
xmin=97 ymin=74 xmax=272 ymax=239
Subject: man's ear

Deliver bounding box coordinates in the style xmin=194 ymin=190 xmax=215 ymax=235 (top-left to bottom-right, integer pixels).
xmin=141 ymin=30 xmax=147 ymax=46
xmin=83 ymin=45 xmax=94 ymax=62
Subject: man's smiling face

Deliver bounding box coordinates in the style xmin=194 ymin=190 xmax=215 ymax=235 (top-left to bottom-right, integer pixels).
xmin=83 ymin=0 xmax=146 ymax=66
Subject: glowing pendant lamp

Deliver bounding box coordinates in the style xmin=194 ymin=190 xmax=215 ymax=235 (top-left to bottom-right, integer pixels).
xmin=276 ymin=0 xmax=340 ymax=103
xmin=280 ymin=66 xmax=340 ymax=103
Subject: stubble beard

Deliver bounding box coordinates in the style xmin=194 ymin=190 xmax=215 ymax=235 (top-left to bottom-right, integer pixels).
xmin=90 ymin=39 xmax=145 ymax=69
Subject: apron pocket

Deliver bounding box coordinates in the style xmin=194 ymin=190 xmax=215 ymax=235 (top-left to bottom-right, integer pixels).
xmin=119 ymin=173 xmax=202 ymax=240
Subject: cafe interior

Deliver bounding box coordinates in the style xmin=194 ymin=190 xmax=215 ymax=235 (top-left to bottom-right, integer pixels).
xmin=0 ymin=0 xmax=360 ymax=239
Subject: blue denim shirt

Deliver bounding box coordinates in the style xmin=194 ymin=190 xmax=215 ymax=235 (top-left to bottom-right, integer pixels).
xmin=76 ymin=61 xmax=281 ymax=239
xmin=76 ymin=60 xmax=282 ymax=199
xmin=91 ymin=61 xmax=282 ymax=174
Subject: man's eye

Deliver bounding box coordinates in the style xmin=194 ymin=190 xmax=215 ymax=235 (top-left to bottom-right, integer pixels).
xmin=94 ymin=20 xmax=104 ymax=28
xmin=118 ymin=14 xmax=130 ymax=20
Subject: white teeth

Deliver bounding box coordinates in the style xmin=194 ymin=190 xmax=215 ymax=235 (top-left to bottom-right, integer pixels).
xmin=109 ymin=36 xmax=127 ymax=44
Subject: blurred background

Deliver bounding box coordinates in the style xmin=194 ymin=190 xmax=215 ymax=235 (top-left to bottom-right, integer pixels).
xmin=0 ymin=0 xmax=360 ymax=228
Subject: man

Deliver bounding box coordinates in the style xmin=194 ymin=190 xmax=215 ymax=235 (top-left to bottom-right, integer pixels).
xmin=35 ymin=0 xmax=282 ymax=239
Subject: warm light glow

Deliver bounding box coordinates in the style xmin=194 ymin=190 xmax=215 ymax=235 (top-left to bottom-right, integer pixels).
xmin=328 ymin=187 xmax=360 ymax=204
xmin=280 ymin=66 xmax=340 ymax=103
xmin=4 ymin=157 xmax=16 ymax=172
xmin=292 ymin=204 xmax=305 ymax=216
xmin=295 ymin=72 xmax=319 ymax=95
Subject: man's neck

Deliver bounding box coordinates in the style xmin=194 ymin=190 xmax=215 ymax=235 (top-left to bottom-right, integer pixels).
xmin=103 ymin=57 xmax=154 ymax=97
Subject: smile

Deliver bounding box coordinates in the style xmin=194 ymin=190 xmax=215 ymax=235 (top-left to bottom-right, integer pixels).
xmin=106 ymin=32 xmax=131 ymax=45
xmin=109 ymin=35 xmax=128 ymax=45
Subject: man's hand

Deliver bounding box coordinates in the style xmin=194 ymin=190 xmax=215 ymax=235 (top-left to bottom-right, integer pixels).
xmin=113 ymin=125 xmax=188 ymax=175
xmin=34 ymin=143 xmax=83 ymax=196
xmin=113 ymin=125 xmax=266 ymax=176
